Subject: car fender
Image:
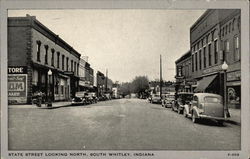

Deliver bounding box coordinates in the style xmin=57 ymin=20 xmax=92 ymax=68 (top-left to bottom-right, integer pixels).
xmin=192 ymin=107 xmax=200 ymax=118
xmin=183 ymin=104 xmax=189 ymax=114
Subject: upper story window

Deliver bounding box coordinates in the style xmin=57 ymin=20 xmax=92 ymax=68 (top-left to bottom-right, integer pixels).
xmin=203 ymin=47 xmax=206 ymax=68
xmin=191 ymin=54 xmax=194 ymax=72
xmin=51 ymin=49 xmax=55 ymax=67
xmin=225 ymin=40 xmax=230 ymax=52
xmin=66 ymin=57 xmax=69 ymax=71
xmin=74 ymin=62 xmax=77 ymax=75
xmin=195 ymin=52 xmax=198 ymax=71
xmin=208 ymin=44 xmax=212 ymax=66
xmin=71 ymin=60 xmax=73 ymax=72
xmin=234 ymin=36 xmax=240 ymax=61
xmin=77 ymin=63 xmax=79 ymax=76
xmin=199 ymin=50 xmax=202 ymax=70
xmin=44 ymin=45 xmax=48 ymax=64
xmin=214 ymin=40 xmax=218 ymax=64
xmin=36 ymin=41 xmax=41 ymax=62
xmin=57 ymin=52 xmax=60 ymax=69
xmin=62 ymin=55 xmax=65 ymax=70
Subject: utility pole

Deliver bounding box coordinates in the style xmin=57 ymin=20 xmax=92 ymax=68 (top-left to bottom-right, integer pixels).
xmin=105 ymin=69 xmax=108 ymax=92
xmin=160 ymin=54 xmax=163 ymax=99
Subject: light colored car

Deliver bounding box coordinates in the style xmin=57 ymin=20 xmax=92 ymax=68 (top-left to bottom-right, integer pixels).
xmin=162 ymin=94 xmax=175 ymax=108
xmin=183 ymin=93 xmax=227 ymax=125
xmin=151 ymin=94 xmax=161 ymax=104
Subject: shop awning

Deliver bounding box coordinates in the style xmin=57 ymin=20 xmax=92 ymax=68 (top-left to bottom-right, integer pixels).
xmin=194 ymin=74 xmax=217 ymax=93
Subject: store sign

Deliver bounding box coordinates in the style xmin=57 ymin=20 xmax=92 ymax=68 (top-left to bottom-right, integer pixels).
xmin=203 ymin=65 xmax=222 ymax=74
xmin=227 ymin=71 xmax=241 ymax=81
xmin=8 ymin=66 xmax=27 ymax=74
xmin=8 ymin=74 xmax=27 ymax=103
xmin=176 ymin=66 xmax=183 ymax=78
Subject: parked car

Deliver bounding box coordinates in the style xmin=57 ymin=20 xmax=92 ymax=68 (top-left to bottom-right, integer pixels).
xmin=88 ymin=92 xmax=98 ymax=103
xmin=172 ymin=92 xmax=193 ymax=114
xmin=183 ymin=93 xmax=226 ymax=125
xmin=162 ymin=93 xmax=175 ymax=108
xmin=151 ymin=94 xmax=161 ymax=104
xmin=71 ymin=91 xmax=88 ymax=105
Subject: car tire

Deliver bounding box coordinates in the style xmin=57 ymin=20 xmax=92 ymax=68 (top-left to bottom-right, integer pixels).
xmin=217 ymin=120 xmax=224 ymax=126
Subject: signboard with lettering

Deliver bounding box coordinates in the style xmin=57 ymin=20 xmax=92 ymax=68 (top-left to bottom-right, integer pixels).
xmin=176 ymin=66 xmax=183 ymax=78
xmin=8 ymin=66 xmax=27 ymax=104
xmin=227 ymin=71 xmax=241 ymax=81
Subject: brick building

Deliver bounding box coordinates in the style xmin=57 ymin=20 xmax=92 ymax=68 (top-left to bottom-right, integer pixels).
xmin=175 ymin=50 xmax=193 ymax=92
xmin=8 ymin=15 xmax=81 ymax=104
xmin=79 ymin=58 xmax=94 ymax=91
xmin=190 ymin=9 xmax=241 ymax=108
xmin=96 ymin=71 xmax=105 ymax=97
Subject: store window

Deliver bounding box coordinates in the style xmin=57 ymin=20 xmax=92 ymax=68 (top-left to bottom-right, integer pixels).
xmin=36 ymin=41 xmax=41 ymax=62
xmin=234 ymin=36 xmax=240 ymax=61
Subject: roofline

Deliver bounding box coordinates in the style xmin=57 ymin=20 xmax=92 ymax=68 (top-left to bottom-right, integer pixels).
xmin=175 ymin=50 xmax=191 ymax=64
xmin=190 ymin=10 xmax=211 ymax=32
xmin=8 ymin=15 xmax=81 ymax=58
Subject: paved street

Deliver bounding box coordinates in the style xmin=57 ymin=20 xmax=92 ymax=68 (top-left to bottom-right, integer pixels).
xmin=8 ymin=98 xmax=240 ymax=150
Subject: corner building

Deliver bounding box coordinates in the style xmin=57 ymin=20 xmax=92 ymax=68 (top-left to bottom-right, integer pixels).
xmin=190 ymin=9 xmax=241 ymax=108
xmin=8 ymin=15 xmax=80 ymax=104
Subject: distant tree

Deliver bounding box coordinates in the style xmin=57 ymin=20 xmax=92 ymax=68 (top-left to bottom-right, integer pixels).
xmin=119 ymin=82 xmax=132 ymax=97
xmin=131 ymin=76 xmax=149 ymax=95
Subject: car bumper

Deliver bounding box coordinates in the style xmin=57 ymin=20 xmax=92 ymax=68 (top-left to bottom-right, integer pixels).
xmin=198 ymin=114 xmax=227 ymax=121
xmin=71 ymin=101 xmax=84 ymax=105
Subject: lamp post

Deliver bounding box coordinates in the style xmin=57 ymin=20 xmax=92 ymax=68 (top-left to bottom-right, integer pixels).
xmin=47 ymin=69 xmax=53 ymax=107
xmin=221 ymin=61 xmax=230 ymax=118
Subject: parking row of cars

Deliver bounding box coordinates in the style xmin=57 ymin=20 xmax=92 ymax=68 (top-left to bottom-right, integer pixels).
xmin=149 ymin=92 xmax=227 ymax=125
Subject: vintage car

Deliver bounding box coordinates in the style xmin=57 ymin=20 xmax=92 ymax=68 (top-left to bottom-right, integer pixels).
xmin=151 ymin=94 xmax=161 ymax=104
xmin=162 ymin=93 xmax=175 ymax=108
xmin=172 ymin=92 xmax=193 ymax=114
xmin=71 ymin=91 xmax=88 ymax=105
xmin=183 ymin=93 xmax=226 ymax=125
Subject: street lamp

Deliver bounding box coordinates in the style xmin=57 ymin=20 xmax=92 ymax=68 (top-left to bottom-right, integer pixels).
xmin=47 ymin=69 xmax=53 ymax=107
xmin=221 ymin=61 xmax=230 ymax=118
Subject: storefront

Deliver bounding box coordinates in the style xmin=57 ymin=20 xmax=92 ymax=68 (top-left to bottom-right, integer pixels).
xmin=8 ymin=66 xmax=28 ymax=104
xmin=227 ymin=70 xmax=241 ymax=108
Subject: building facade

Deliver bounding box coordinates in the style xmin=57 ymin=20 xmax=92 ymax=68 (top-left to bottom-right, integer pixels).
xmin=96 ymin=71 xmax=105 ymax=97
xmin=190 ymin=9 xmax=241 ymax=108
xmin=8 ymin=15 xmax=81 ymax=104
xmin=79 ymin=58 xmax=94 ymax=92
xmin=175 ymin=50 xmax=193 ymax=92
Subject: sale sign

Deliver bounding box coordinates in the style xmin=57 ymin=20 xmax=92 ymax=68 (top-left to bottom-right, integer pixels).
xmin=8 ymin=74 xmax=27 ymax=104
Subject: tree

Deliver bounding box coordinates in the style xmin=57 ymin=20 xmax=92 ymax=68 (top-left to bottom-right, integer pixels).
xmin=119 ymin=82 xmax=132 ymax=97
xmin=131 ymin=76 xmax=149 ymax=95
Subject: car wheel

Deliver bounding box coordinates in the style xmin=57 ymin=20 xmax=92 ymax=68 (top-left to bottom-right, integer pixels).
xmin=217 ymin=120 xmax=224 ymax=126
xmin=183 ymin=109 xmax=187 ymax=118
xmin=192 ymin=113 xmax=197 ymax=123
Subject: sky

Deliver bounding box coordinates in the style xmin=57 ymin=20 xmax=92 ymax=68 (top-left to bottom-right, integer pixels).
xmin=8 ymin=9 xmax=205 ymax=83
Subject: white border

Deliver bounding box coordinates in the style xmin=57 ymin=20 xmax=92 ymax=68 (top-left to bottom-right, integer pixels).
xmin=1 ymin=0 xmax=249 ymax=159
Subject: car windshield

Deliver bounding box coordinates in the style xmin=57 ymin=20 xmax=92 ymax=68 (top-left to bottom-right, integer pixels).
xmin=204 ymin=97 xmax=222 ymax=103
xmin=154 ymin=95 xmax=160 ymax=97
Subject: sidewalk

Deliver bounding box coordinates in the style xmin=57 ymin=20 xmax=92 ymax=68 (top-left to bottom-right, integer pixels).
xmin=225 ymin=108 xmax=241 ymax=126
xmin=9 ymin=101 xmax=72 ymax=109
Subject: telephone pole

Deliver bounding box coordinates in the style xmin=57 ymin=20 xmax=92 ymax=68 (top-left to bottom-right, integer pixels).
xmin=105 ymin=69 xmax=108 ymax=92
xmin=160 ymin=55 xmax=163 ymax=99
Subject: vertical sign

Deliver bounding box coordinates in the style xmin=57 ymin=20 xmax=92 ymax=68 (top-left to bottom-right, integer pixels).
xmin=8 ymin=66 xmax=27 ymax=104
xmin=176 ymin=65 xmax=183 ymax=78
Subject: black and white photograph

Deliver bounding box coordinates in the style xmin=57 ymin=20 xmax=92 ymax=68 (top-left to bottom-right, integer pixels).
xmin=1 ymin=0 xmax=249 ymax=159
